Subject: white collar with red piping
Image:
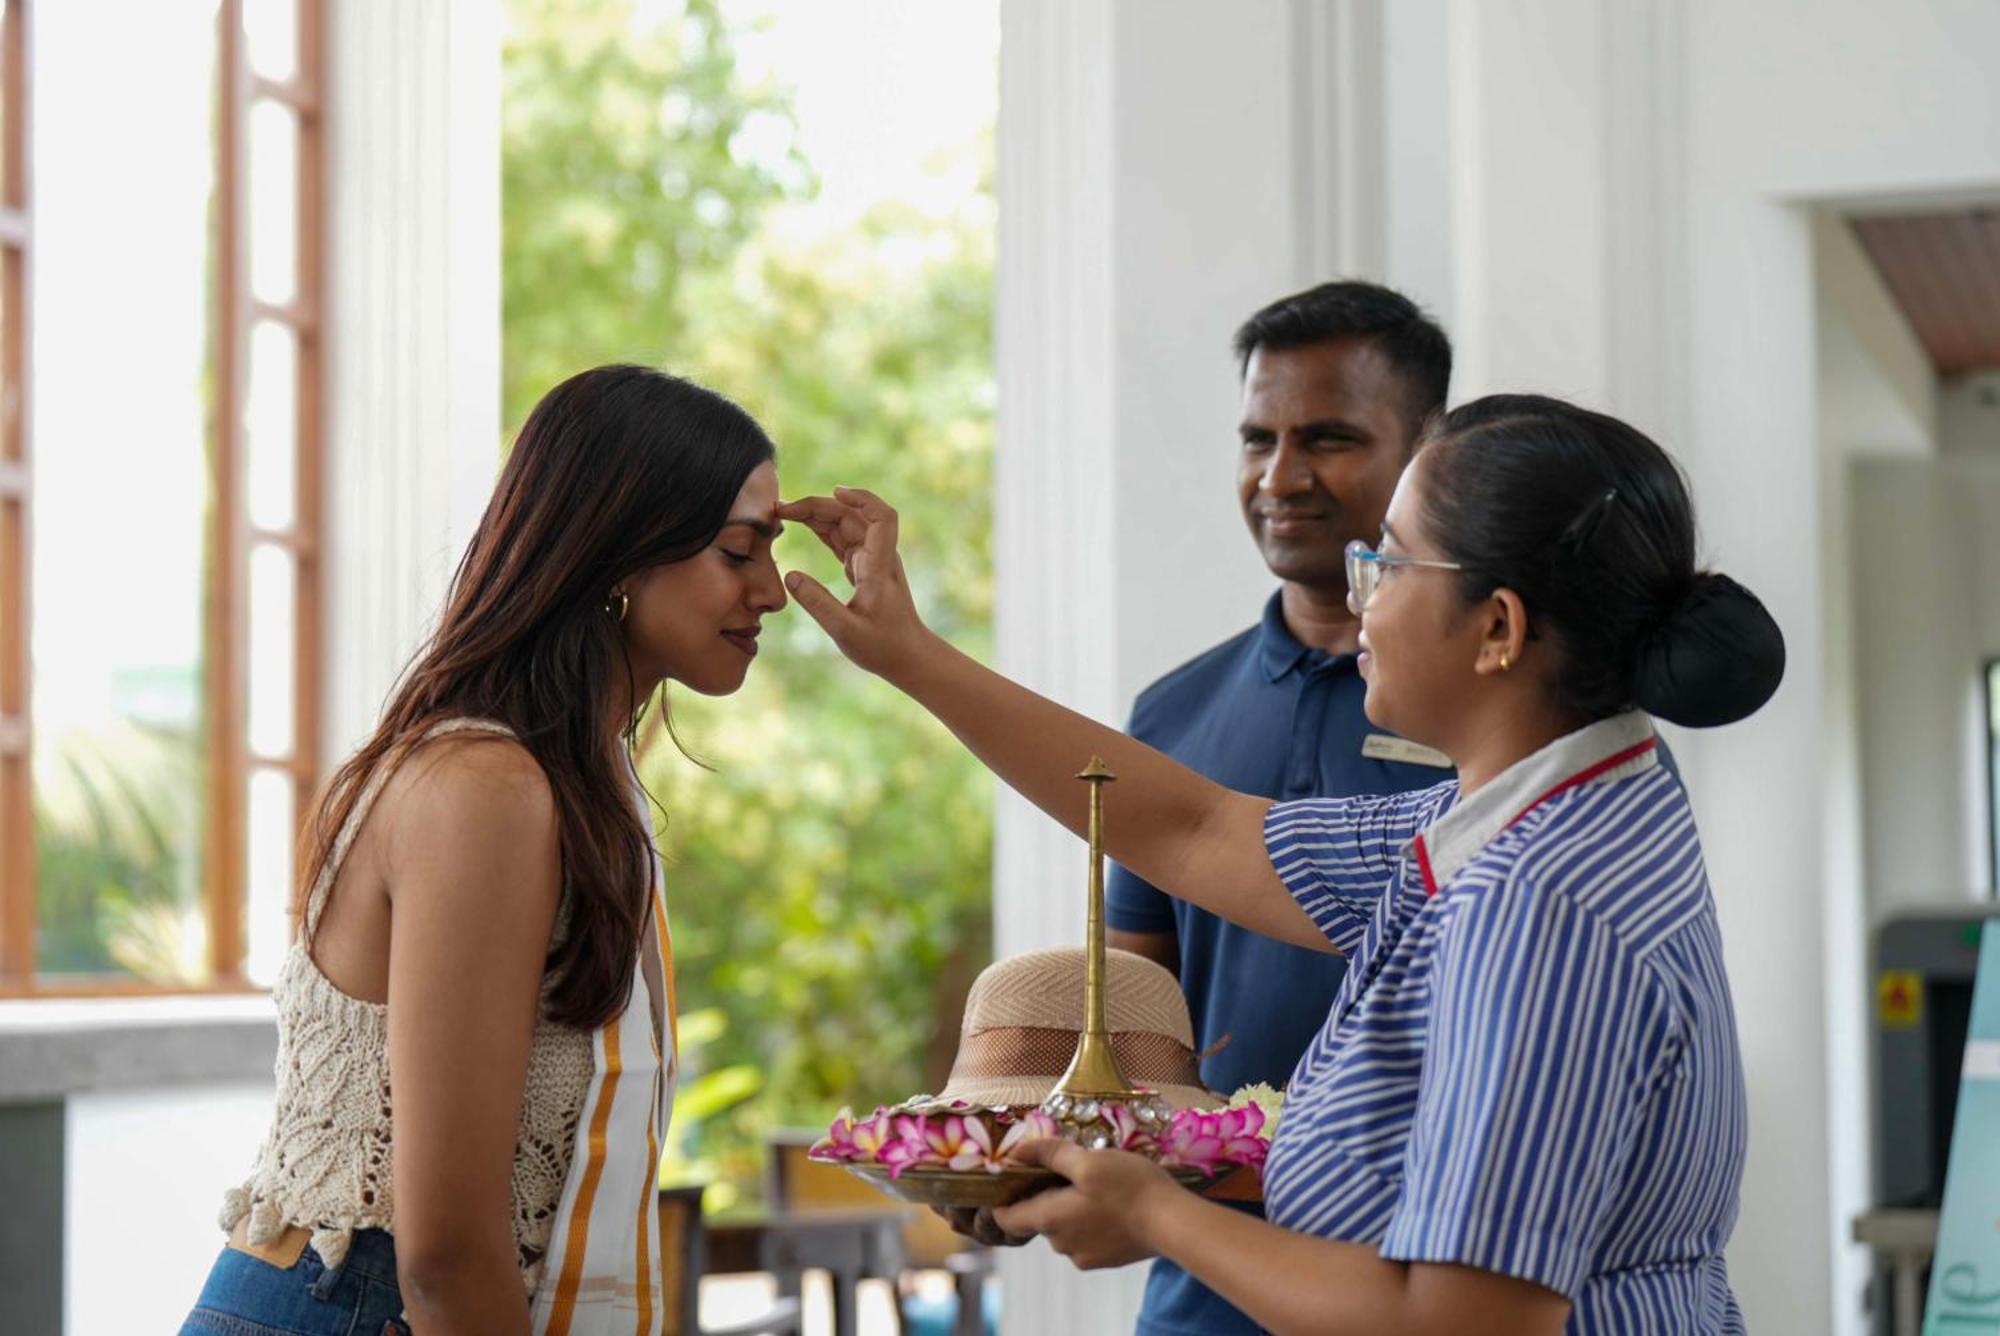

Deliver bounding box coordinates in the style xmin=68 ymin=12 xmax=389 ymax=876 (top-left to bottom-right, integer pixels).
xmin=1410 ymin=711 xmax=1660 ymax=898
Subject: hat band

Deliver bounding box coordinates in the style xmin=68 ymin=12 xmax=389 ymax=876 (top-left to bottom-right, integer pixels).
xmin=945 ymin=1026 xmax=1206 ymax=1093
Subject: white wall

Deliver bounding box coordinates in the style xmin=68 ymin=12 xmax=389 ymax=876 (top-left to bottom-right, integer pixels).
xmin=1850 ymin=459 xmax=1995 ymax=915
xmin=1101 ymin=3 xmax=1300 ymax=713
xmin=1816 ymin=436 xmax=1871 ymax=1336
xmin=1966 ymin=394 xmax=2000 ymax=668
xmin=66 ymin=1082 xmax=275 ymax=1335
xmin=1941 ymin=372 xmax=2000 ymax=460
xmin=1813 ymin=208 xmax=1945 ymax=1336
xmin=1816 ymin=214 xmax=1936 ymax=460
xmin=1379 ymin=0 xmax=1455 ymax=330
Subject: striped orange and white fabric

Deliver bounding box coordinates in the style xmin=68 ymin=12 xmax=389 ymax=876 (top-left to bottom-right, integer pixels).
xmin=529 ymin=776 xmax=678 ymax=1336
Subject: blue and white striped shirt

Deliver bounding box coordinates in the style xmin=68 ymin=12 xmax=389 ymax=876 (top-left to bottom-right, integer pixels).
xmin=1261 ymin=712 xmax=1746 ymax=1334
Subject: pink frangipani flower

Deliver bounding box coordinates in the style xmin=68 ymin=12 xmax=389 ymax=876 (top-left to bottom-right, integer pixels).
xmin=808 ymin=1107 xmax=859 ymax=1162
xmin=1101 ymin=1102 xmax=1158 ymax=1155
xmin=815 ymin=1101 xmax=1271 ymax=1182
xmin=992 ymin=1110 xmax=1061 ymax=1171
xmin=810 ymin=1105 xmax=897 ymax=1163
xmin=1157 ymin=1104 xmax=1270 ymax=1179
xmin=851 ymin=1108 xmax=899 ymax=1158
xmin=875 ymin=1114 xmax=940 ymax=1179
xmin=922 ymin=1114 xmax=996 ymax=1173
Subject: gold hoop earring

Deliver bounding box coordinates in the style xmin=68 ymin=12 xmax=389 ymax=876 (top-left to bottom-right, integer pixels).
xmin=607 ymin=590 xmax=630 ymax=623
xmin=1499 ymin=650 xmax=1512 ymax=672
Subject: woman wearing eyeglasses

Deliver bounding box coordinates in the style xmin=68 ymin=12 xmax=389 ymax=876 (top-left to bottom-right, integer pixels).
xmin=779 ymin=394 xmax=1782 ymax=1336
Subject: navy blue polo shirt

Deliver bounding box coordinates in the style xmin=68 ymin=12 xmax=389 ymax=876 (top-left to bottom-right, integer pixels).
xmin=1107 ymin=591 xmax=1451 ymax=1336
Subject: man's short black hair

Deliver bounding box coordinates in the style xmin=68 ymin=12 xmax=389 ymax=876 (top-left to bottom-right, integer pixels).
xmin=1232 ymin=280 xmax=1452 ymax=430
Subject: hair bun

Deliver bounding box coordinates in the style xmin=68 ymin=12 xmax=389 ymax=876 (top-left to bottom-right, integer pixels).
xmin=1631 ymin=573 xmax=1785 ymax=727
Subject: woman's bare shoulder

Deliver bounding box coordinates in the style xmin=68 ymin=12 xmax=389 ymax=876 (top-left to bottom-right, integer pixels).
xmin=376 ymin=731 xmax=561 ymax=889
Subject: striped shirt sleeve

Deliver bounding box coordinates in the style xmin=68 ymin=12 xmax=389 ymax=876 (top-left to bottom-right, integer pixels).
xmin=1379 ymin=878 xmax=1680 ymax=1297
xmin=1263 ymin=784 xmax=1453 ymax=954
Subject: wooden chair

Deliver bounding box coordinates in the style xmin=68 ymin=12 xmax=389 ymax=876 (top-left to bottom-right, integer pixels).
xmin=659 ymin=1184 xmax=804 ymax=1336
xmin=765 ymin=1133 xmax=993 ymax=1336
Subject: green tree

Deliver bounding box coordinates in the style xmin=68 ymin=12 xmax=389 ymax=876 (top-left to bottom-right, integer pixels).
xmin=503 ymin=0 xmax=994 ymax=1205
xmin=502 ymin=0 xmax=806 ymax=434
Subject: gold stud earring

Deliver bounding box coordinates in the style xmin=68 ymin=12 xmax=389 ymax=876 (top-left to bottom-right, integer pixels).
xmin=607 ymin=590 xmax=630 ymax=623
xmin=1499 ymin=650 xmax=1512 ymax=672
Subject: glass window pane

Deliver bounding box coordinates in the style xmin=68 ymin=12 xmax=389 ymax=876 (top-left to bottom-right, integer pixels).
xmin=248 ymin=98 xmax=298 ymax=307
xmin=245 ymin=765 xmax=293 ymax=987
xmin=249 ymin=543 xmax=295 ymax=760
xmin=247 ymin=320 xmax=296 ymax=530
xmin=32 ymin=0 xmax=215 ymax=985
xmin=244 ymin=0 xmax=299 ymax=85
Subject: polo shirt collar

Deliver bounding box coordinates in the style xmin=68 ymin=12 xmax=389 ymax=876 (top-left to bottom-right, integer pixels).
xmin=1257 ymin=591 xmax=1356 ymax=682
xmin=1411 ymin=710 xmax=1659 ymax=894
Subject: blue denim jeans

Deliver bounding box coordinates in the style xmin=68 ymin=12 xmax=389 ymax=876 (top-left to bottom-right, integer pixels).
xmin=180 ymin=1228 xmax=410 ymax=1336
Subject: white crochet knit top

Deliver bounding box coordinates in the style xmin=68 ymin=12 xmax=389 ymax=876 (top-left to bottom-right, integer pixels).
xmin=219 ymin=719 xmax=596 ymax=1293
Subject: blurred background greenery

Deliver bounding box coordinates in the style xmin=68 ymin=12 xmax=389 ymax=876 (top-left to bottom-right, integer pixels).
xmin=34 ymin=719 xmax=207 ymax=983
xmin=502 ymin=0 xmax=996 ymax=1210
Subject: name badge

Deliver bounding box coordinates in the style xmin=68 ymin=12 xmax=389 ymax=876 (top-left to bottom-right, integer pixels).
xmin=1362 ymin=734 xmax=1452 ymax=769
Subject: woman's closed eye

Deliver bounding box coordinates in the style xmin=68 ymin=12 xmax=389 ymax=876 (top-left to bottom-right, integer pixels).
xmin=719 ymin=548 xmax=754 ymax=566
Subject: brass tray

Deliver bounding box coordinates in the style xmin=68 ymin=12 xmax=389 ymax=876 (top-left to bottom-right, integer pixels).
xmin=843 ymin=1160 xmax=1235 ymax=1209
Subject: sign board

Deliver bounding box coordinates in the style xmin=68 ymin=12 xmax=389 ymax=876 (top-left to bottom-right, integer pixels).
xmin=1925 ymin=921 xmax=2000 ymax=1333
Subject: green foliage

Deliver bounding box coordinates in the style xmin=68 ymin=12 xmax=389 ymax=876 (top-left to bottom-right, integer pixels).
xmin=657 ymin=1006 xmax=762 ymax=1214
xmin=33 ymin=721 xmax=207 ymax=982
xmin=502 ymin=0 xmax=808 ymax=436
xmin=504 ymin=0 xmax=994 ymax=1203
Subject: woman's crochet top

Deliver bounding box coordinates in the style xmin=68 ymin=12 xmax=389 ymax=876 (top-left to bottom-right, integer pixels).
xmin=218 ymin=720 xmax=596 ymax=1293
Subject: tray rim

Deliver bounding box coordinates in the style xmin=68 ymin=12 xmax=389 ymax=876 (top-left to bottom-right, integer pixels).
xmin=836 ymin=1157 xmax=1236 ymax=1208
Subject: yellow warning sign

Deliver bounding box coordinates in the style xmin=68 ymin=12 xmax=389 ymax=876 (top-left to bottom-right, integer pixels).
xmin=1878 ymin=971 xmax=1923 ymax=1030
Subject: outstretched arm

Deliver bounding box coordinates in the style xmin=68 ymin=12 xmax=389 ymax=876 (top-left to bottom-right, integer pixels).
xmin=779 ymin=488 xmax=1329 ymax=953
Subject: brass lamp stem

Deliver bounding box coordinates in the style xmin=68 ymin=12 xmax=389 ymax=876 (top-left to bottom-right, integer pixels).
xmin=1053 ymin=757 xmax=1133 ymax=1098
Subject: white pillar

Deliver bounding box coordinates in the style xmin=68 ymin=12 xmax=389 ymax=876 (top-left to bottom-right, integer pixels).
xmin=993 ymin=1 xmax=1389 ymax=1328
xmin=1445 ymin=0 xmax=1688 ymax=437
xmin=323 ymin=0 xmax=501 ymax=764
xmin=1442 ymin=2 xmax=1854 ymax=1327
xmin=1684 ymin=187 xmax=1836 ymax=1336
xmin=1380 ymin=0 xmax=1457 ymax=328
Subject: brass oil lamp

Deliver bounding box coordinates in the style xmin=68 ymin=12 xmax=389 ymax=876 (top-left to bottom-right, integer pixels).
xmin=1039 ymin=757 xmax=1174 ymax=1146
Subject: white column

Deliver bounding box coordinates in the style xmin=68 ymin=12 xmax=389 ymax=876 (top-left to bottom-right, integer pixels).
xmin=1290 ymin=0 xmax=1386 ymax=284
xmin=322 ymin=0 xmax=501 ymax=764
xmin=1440 ymin=2 xmax=1842 ymax=1329
xmin=992 ymin=6 xmax=1137 ymax=1323
xmin=1380 ymin=0 xmax=1457 ymax=326
xmin=1446 ymin=0 xmax=1616 ymax=408
xmin=1684 ymin=185 xmax=1836 ymax=1336
xmin=994 ymin=1 xmax=1386 ymax=1329
xmin=992 ymin=0 xmax=1119 ymax=970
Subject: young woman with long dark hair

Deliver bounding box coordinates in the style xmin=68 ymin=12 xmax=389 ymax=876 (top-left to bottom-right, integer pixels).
xmin=182 ymin=365 xmax=788 ymax=1336
xmin=781 ymin=395 xmax=1783 ymax=1335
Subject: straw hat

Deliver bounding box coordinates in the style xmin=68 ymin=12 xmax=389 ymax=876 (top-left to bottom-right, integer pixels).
xmin=929 ymin=947 xmax=1221 ymax=1111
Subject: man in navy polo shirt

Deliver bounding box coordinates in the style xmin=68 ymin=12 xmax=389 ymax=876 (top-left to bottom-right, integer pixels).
xmin=1107 ymin=281 xmax=1453 ymax=1336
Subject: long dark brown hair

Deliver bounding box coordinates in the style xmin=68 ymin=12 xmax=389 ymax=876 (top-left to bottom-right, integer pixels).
xmin=300 ymin=365 xmax=777 ymax=1027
